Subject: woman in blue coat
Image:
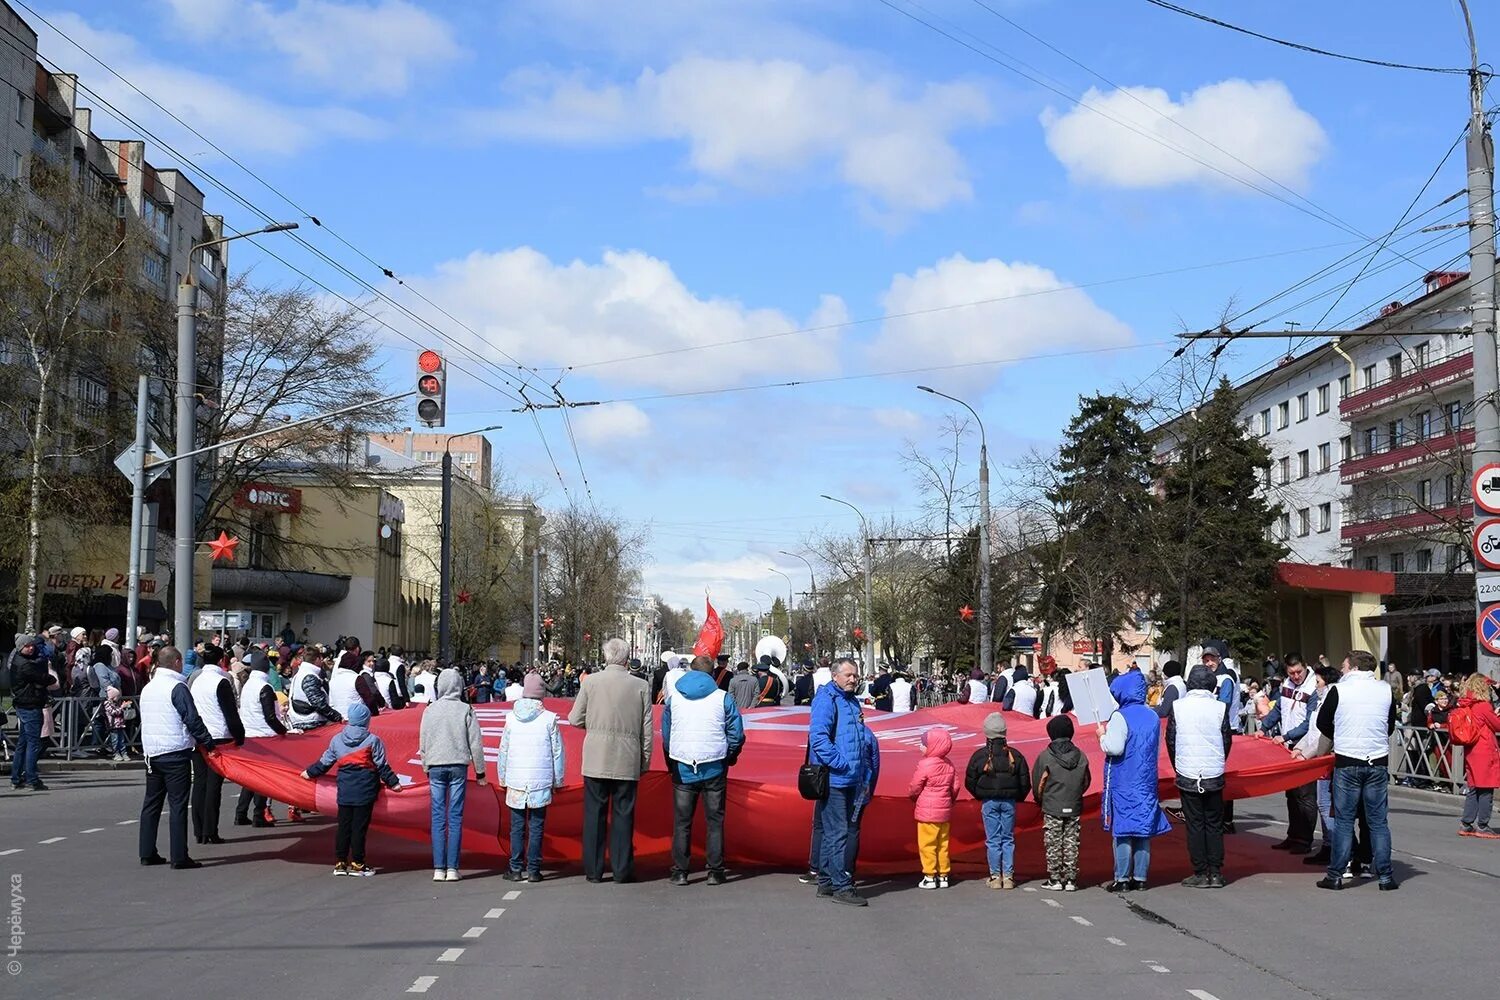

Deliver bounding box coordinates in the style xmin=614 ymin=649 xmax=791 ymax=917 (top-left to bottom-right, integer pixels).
xmin=1097 ymin=669 xmax=1172 ymax=891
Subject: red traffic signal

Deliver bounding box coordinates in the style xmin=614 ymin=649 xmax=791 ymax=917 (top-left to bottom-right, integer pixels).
xmin=416 ymin=350 xmax=445 ymax=428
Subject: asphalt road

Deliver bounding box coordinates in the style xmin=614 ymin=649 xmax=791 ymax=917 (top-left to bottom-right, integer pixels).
xmin=1 ymin=773 xmax=1496 ymax=1000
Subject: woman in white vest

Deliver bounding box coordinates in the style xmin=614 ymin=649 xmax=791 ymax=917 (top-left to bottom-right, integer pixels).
xmin=1166 ymin=665 xmax=1232 ymax=888
xmin=496 ymin=672 xmax=565 ymax=882
xmin=889 ymin=671 xmax=915 ymax=714
xmin=966 ymin=671 xmax=988 ymax=705
xmin=188 ymin=646 xmax=244 ymax=845
xmin=1313 ymin=650 xmax=1398 ymax=891
xmin=328 ymin=660 xmax=364 ymax=720
xmin=235 ymin=650 xmax=289 ymax=828
xmin=373 ymin=656 xmax=404 ymax=710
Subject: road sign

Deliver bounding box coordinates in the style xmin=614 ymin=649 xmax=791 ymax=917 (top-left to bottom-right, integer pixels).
xmin=1480 ymin=573 xmax=1500 ymax=605
xmin=1479 ymin=605 xmax=1500 ymax=657
xmin=114 ymin=441 xmax=171 ymax=486
xmin=1475 ymin=463 xmax=1500 ymax=514
xmin=1476 ymin=519 xmax=1500 ymax=570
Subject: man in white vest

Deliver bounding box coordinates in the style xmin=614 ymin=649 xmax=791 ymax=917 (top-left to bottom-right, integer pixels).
xmin=139 ymin=646 xmax=216 ymax=869
xmin=661 ymin=654 xmax=745 ymax=886
xmin=188 ymin=644 xmax=244 ymax=845
xmin=1257 ymin=652 xmax=1320 ymax=854
xmin=1167 ymin=665 xmax=1233 ymax=888
xmin=1314 ymin=649 xmax=1399 ymax=892
xmin=889 ymin=670 xmax=915 ymax=714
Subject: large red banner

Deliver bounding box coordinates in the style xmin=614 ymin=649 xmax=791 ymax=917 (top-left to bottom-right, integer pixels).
xmin=211 ymin=700 xmax=1327 ymax=869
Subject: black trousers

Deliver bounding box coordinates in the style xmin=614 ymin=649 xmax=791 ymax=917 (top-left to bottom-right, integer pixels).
xmin=335 ymin=803 xmax=374 ymax=863
xmin=1284 ymin=781 xmax=1318 ymax=848
xmin=1222 ymin=798 xmax=1235 ymax=831
xmin=1180 ymin=787 xmax=1225 ymax=875
xmin=140 ymin=751 xmax=193 ymax=863
xmin=581 ymin=777 xmax=637 ymax=881
xmin=190 ymin=745 xmax=227 ymax=839
xmin=235 ymin=785 xmax=268 ymax=822
xmin=671 ymin=773 xmax=727 ymax=874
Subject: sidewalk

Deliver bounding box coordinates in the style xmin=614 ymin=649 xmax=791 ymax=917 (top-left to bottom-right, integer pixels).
xmin=2 ymin=755 xmax=146 ymax=775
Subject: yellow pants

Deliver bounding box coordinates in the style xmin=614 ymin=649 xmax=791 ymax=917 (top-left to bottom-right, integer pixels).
xmin=917 ymin=821 xmax=951 ymax=876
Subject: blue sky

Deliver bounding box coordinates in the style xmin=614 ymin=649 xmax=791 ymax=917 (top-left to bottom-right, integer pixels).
xmin=28 ymin=0 xmax=1495 ymax=610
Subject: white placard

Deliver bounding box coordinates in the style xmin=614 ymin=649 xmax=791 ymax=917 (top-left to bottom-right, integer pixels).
xmin=1064 ymin=667 xmax=1118 ymax=725
xmin=1480 ymin=574 xmax=1500 ymax=605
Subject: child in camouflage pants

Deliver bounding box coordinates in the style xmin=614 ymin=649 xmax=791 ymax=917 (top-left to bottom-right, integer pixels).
xmin=1032 ymin=715 xmax=1090 ymax=891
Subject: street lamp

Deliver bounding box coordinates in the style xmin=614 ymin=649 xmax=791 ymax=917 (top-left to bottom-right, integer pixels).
xmin=918 ymin=385 xmax=992 ymax=675
xmin=439 ymin=424 xmax=503 ymax=665
xmin=781 ymin=549 xmax=818 ymax=656
xmin=173 ymin=221 xmax=299 ymax=646
xmin=821 ymin=494 xmax=875 ymax=673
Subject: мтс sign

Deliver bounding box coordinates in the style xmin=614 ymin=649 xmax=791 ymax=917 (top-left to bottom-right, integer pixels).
xmin=235 ymin=482 xmax=301 ymax=513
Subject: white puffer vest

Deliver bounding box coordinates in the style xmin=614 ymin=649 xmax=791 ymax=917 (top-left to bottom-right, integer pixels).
xmin=1333 ymin=671 xmax=1393 ymax=762
xmin=328 ymin=668 xmax=362 ymax=720
xmin=373 ymin=671 xmax=397 ymax=708
xmin=286 ymin=663 xmax=328 ymax=727
xmin=140 ymin=668 xmax=193 ymax=757
xmin=890 ymin=678 xmax=914 ymax=713
xmin=189 ymin=666 xmax=233 ymax=741
xmin=967 ymin=679 xmax=988 ymax=704
xmin=667 ymin=690 xmax=729 ymax=768
xmin=239 ymin=672 xmax=279 ymax=738
xmin=1010 ymin=681 xmax=1037 ymax=716
xmin=503 ymin=709 xmax=558 ymax=790
xmin=1171 ymin=690 xmax=1227 ymax=781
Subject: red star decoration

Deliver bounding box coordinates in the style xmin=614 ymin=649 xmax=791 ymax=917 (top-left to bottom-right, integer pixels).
xmin=457 ymin=589 xmax=472 ymax=604
xmin=542 ymin=617 xmax=554 ymax=629
xmin=207 ymin=531 xmax=239 ymax=562
xmin=584 ymin=632 xmax=592 ymax=642
xmin=959 ymin=605 xmax=975 ymax=621
xmin=852 ymin=627 xmax=865 ymax=642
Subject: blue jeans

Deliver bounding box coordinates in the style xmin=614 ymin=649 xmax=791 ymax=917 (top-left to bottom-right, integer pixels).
xmin=1315 ymin=777 xmax=1332 ymax=843
xmin=1112 ymin=835 xmax=1151 ymax=881
xmin=817 ymin=786 xmax=859 ymax=893
xmin=12 ymin=707 xmax=42 ymax=786
xmin=981 ymin=799 xmax=1016 ymax=876
xmin=107 ymin=730 xmax=128 ymax=756
xmin=1328 ymin=764 xmax=1393 ymax=882
xmin=509 ymin=805 xmax=547 ymax=875
xmin=427 ymin=764 xmax=467 ymax=870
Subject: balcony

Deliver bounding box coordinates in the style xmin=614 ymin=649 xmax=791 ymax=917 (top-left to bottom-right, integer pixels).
xmin=1339 ymin=426 xmax=1473 ymax=483
xmin=1339 ymin=350 xmax=1473 ymax=418
xmin=1340 ymin=502 xmax=1471 ymax=542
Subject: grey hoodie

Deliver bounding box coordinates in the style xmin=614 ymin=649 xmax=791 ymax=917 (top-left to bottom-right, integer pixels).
xmin=418 ymin=668 xmax=486 ymax=777
xmin=1031 ymin=738 xmax=1092 ymax=818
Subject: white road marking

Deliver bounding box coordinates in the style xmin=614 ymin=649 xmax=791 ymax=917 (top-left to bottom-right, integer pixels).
xmin=436 ymin=948 xmax=464 ymax=963
xmin=38 ymin=837 xmax=66 ymax=844
xmin=1149 ymin=965 xmax=1171 ymax=974
xmin=406 ymin=976 xmax=439 ymax=993
xmin=1187 ymin=991 xmax=1223 ymax=1000
xmin=1410 ymin=854 xmax=1438 ymax=864
xmin=1106 ymin=936 xmax=1127 ymax=947
xmin=1042 ymin=898 xmax=1062 ymax=908
xmin=462 ymin=926 xmax=486 ymax=939
xmin=0 ymin=849 xmax=21 ymax=857
xmin=502 ymin=889 xmax=522 ymax=900
xmin=1070 ymin=915 xmax=1093 ymax=926
xmin=79 ymin=828 xmax=105 ymax=834
xmin=483 ymin=908 xmax=505 ymax=919
xmin=116 ymin=819 xmax=137 ymax=825
xmin=1021 ymin=886 xmax=1038 ymax=892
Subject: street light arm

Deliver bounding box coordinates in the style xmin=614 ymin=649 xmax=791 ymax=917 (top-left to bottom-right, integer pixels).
xmin=917 ymin=384 xmax=986 ymax=453
xmin=820 ymin=493 xmax=869 ymax=534
xmin=445 ymin=424 xmax=504 ymax=454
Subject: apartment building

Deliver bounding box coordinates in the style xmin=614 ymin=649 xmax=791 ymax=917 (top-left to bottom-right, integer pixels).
xmin=369 ymin=429 xmax=493 ymax=489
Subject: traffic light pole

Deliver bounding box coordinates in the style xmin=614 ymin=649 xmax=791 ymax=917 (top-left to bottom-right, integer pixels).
xmin=124 ymin=374 xmax=150 ymax=654
xmin=439 ymin=449 xmax=453 ymax=665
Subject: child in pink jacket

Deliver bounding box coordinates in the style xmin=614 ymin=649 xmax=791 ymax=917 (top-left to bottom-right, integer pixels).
xmin=909 ymin=728 xmax=962 ymax=888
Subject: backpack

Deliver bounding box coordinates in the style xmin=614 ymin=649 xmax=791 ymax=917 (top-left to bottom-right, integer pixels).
xmin=1447 ymin=704 xmax=1480 ymax=746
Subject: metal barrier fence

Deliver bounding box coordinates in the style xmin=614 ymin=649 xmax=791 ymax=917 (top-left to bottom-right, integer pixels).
xmin=0 ymin=695 xmax=143 ymax=763
xmin=1389 ymin=723 xmax=1466 ymax=795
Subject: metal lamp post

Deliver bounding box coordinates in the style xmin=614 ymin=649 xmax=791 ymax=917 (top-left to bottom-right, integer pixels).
xmin=173 ymin=221 xmax=298 ymax=646
xmin=821 ymin=494 xmax=875 ymax=672
xmin=918 ymin=385 xmax=992 ymax=676
xmin=438 ymin=423 xmax=502 ymax=665
xmin=768 ymin=568 xmax=793 ymax=641
xmin=781 ymin=549 xmax=818 ymax=656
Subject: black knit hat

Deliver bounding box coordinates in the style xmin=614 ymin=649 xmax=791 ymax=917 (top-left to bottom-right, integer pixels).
xmin=1046 ymin=715 xmax=1075 ymax=740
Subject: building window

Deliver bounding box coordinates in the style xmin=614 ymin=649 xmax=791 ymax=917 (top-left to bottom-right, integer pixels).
xmin=1277 ymin=401 xmax=1289 ymax=429
xmin=1317 ymin=384 xmax=1330 ymax=414
xmin=1339 ymin=374 xmax=1351 ymax=398
xmin=1387 ymin=418 xmax=1405 ymax=448
xmin=142 ymin=252 xmax=168 ymax=286
xmin=1259 ymin=409 xmax=1271 ymax=435
xmin=15 ymin=90 xmax=24 ymax=124
xmin=11 ymin=151 xmax=19 ymax=180
xmin=1278 ymin=456 xmax=1290 ymax=484
xmin=142 ymin=198 xmax=171 ymax=239
xmin=1449 ymin=544 xmax=1464 ymax=571
xmin=1417 ymin=549 xmax=1433 ymax=572
xmin=1390 ymin=552 xmax=1405 ymax=573
xmin=1318 ymin=502 xmax=1332 ymax=532
xmin=1363 ymin=427 xmax=1379 ymax=455
xmin=1318 ymin=442 xmax=1331 ymax=472
xmin=1387 ymin=354 xmax=1403 ymax=380
xmin=1446 ymin=401 xmax=1463 ymax=433
xmin=1416 ymin=410 xmax=1432 ymax=441
xmin=1414 ymin=341 xmax=1429 ymax=367
xmin=1297 ymin=450 xmax=1310 ymax=479
xmin=1419 ymin=479 xmax=1431 ymax=506
xmin=1444 ymin=473 xmax=1456 ymax=506
xmin=1296 ymin=392 xmax=1309 ymax=422
xmin=1278 ymin=512 xmax=1291 ymax=540
xmin=74 ymin=375 xmax=108 ymax=420
xmin=1340 ymin=435 xmax=1352 ymax=462
xmin=1297 ymin=508 xmax=1310 ymax=537
xmin=1364 ymin=556 xmax=1379 ymax=572
xmin=1362 ymin=364 xmax=1377 ymax=388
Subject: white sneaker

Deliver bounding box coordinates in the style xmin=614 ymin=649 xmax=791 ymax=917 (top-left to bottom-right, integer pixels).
xmin=1040 ymin=879 xmax=1064 ymax=891
xmin=917 ymin=875 xmax=938 ymax=889
xmin=433 ymin=870 xmax=445 ymax=882
xmin=937 ymin=875 xmax=950 ymax=889
xmin=1063 ymin=881 xmax=1078 ymax=892
xmin=445 ymin=869 xmax=461 ymax=882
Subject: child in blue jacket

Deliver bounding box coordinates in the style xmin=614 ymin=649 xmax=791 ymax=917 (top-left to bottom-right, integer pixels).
xmin=301 ymin=702 xmax=403 ymax=875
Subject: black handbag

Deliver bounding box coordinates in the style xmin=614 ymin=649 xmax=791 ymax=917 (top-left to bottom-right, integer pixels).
xmin=797 ymin=702 xmax=838 ymax=801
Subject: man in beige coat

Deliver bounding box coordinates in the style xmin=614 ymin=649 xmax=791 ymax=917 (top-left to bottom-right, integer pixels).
xmin=569 ymin=637 xmax=653 ymax=882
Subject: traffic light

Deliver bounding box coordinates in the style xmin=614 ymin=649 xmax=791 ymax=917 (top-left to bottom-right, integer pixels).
xmin=416 ymin=349 xmax=445 ymax=428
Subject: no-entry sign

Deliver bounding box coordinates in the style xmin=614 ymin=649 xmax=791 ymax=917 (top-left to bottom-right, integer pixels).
xmin=1479 ymin=605 xmax=1500 ymax=657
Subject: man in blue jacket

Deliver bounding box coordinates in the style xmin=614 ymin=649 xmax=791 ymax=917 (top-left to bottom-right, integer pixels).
xmin=661 ymin=655 xmax=745 ymax=886
xmin=809 ymin=658 xmax=876 ymax=906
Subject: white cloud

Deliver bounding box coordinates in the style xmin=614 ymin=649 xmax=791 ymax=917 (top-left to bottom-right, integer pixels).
xmin=868 ymin=254 xmax=1133 ymax=388
xmin=40 ymin=13 xmax=383 ymax=155
xmin=643 ymin=552 xmax=792 ymax=615
xmin=1040 ymin=79 xmax=1327 ymax=191
xmin=406 ymin=246 xmax=846 ymax=391
xmin=163 ymin=0 xmax=462 ymax=97
xmin=471 ymin=57 xmax=990 ymax=214
xmin=572 ymin=402 xmax=651 ymax=446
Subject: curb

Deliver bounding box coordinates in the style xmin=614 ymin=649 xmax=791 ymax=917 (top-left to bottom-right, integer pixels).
xmin=2 ymin=758 xmax=147 ymax=774
xmin=1389 ymin=783 xmax=1465 ymax=810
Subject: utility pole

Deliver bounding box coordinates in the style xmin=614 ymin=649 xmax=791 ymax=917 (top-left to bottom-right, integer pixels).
xmin=531 ymin=535 xmax=541 ymax=668
xmin=437 ymin=424 xmax=502 ymax=666
xmin=124 ymin=375 xmax=149 ymax=651
xmin=1461 ymin=0 xmax=1499 ymax=679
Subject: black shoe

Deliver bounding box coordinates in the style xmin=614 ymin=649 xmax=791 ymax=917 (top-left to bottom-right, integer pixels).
xmin=829 ymin=889 xmax=868 ymax=906
xmin=1222 ymin=823 xmax=1237 ymax=835
xmin=232 ymin=816 xmax=252 ymax=827
xmin=1105 ymin=880 xmax=1130 ymax=893
xmin=1206 ymin=872 xmax=1226 ymax=888
xmin=706 ymin=870 xmax=726 ymax=886
xmin=1378 ymin=880 xmax=1399 ymax=891
xmin=171 ymin=859 xmax=202 ymax=870
xmin=202 ymin=835 xmax=226 ymax=845
xmin=1270 ymin=839 xmax=1296 ymax=851
xmin=1316 ymin=876 xmax=1343 ymax=891
xmin=815 ymin=885 xmax=833 ymax=897
xmin=502 ymin=870 xmax=525 ymax=882
xmin=1181 ymin=873 xmax=1210 ymax=888
xmin=140 ymin=855 xmax=167 ymax=866
xmin=669 ymin=871 xmax=690 ymax=886
xmin=1303 ymin=847 xmax=1331 ymax=866
xmin=527 ymin=871 xmax=542 ymax=883
xmin=585 ymin=875 xmax=603 ymax=883
xmin=1128 ymin=879 xmax=1147 ymax=892
xmin=251 ymin=819 xmax=275 ymax=828
xmin=798 ymin=870 xmax=819 ymax=884
xmin=613 ymin=874 xmax=636 ymax=884
xmin=29 ymin=781 xmax=47 ymax=791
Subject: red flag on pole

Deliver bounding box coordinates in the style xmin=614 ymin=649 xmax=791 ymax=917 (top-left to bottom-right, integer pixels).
xmin=692 ymin=598 xmax=724 ymax=659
